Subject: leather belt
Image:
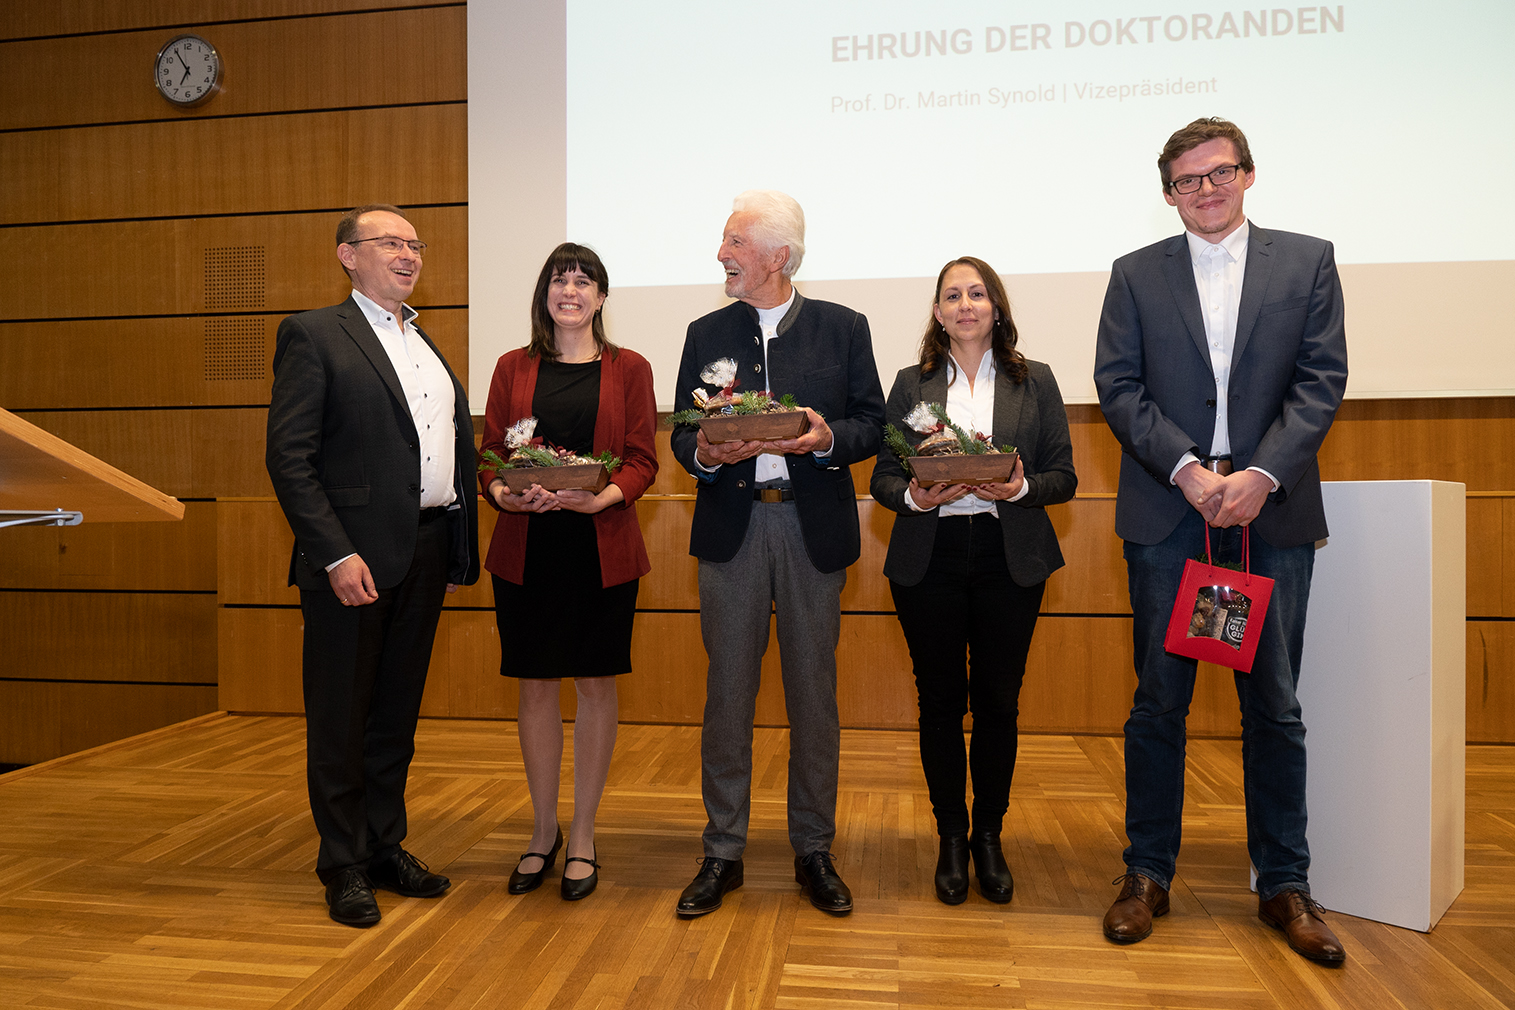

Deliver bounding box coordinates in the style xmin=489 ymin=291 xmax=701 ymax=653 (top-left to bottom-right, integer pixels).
xmin=419 ymin=506 xmax=449 ymax=523
xmin=1200 ymin=456 xmax=1234 ymax=476
xmin=754 ymin=488 xmax=795 ymax=503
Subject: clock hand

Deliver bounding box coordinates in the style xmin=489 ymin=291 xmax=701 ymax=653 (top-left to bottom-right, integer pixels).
xmin=176 ymin=49 xmax=191 ymax=73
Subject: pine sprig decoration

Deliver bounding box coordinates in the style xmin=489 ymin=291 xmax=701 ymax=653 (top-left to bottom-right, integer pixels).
xmin=777 ymin=393 xmax=800 ymax=410
xmin=667 ymin=407 xmax=706 ymax=426
xmin=883 ymin=423 xmax=917 ymax=461
xmin=590 ymin=449 xmax=623 ymax=472
xmin=477 ymin=448 xmax=511 ymax=473
xmin=512 ymin=444 xmax=563 ymax=468
xmin=928 ymin=403 xmax=990 ymax=455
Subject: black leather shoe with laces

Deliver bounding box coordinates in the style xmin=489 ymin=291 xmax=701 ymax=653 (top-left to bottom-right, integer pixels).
xmin=368 ymin=848 xmax=450 ymax=898
xmin=795 ymin=850 xmax=853 ymax=915
xmin=675 ymin=856 xmax=744 ymax=917
xmin=325 ymin=868 xmax=381 ymax=927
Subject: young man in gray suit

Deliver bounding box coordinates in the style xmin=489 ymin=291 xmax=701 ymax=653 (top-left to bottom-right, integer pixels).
xmin=1093 ymin=119 xmax=1349 ymax=962
xmin=670 ymin=190 xmax=885 ymax=918
xmin=267 ymin=205 xmax=478 ymax=926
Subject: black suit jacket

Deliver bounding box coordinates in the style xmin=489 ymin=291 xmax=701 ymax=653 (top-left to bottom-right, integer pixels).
xmin=266 ymin=297 xmax=479 ymax=590
xmin=670 ymin=292 xmax=885 ymax=574
xmin=870 ymin=359 xmax=1077 ymax=587
xmin=1094 ymin=224 xmax=1348 ymax=548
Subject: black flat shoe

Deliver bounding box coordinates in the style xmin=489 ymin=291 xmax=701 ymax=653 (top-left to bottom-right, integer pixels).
xmin=560 ymin=849 xmax=599 ymax=901
xmin=507 ymin=826 xmax=562 ymax=895
xmin=368 ymin=848 xmax=450 ymax=898
xmin=934 ymin=834 xmax=970 ymax=905
xmin=325 ymin=867 xmax=381 ymax=927
xmin=969 ymin=829 xmax=1014 ymax=904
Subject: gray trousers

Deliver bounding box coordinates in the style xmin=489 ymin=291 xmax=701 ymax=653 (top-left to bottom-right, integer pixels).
xmin=698 ymin=500 xmax=846 ymax=859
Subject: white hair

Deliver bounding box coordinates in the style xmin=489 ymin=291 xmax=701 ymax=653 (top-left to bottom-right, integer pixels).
xmin=731 ymin=189 xmax=806 ymax=277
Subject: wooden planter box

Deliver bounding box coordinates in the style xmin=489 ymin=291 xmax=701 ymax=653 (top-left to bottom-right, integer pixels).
xmin=697 ymin=410 xmax=810 ymax=443
xmin=499 ymin=462 xmax=610 ymax=495
xmin=908 ymin=451 xmax=1018 ymax=487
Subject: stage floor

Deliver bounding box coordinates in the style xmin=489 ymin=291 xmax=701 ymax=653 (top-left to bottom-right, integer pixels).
xmin=2 ymin=713 xmax=1512 ymax=1009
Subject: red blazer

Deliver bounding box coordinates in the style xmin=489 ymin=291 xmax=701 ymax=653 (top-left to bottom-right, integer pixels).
xmin=479 ymin=346 xmax=659 ymax=588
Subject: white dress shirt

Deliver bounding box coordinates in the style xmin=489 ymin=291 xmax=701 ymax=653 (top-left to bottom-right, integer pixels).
xmin=1169 ymin=221 xmax=1279 ymax=491
xmin=326 ymin=290 xmax=457 ymax=572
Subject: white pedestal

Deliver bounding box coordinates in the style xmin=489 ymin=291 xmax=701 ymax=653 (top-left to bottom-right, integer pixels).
xmin=1296 ymin=480 xmax=1465 ymax=932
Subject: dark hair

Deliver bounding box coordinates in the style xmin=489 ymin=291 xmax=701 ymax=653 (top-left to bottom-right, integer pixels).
xmin=528 ymin=242 xmax=616 ymax=360
xmin=336 ymin=204 xmax=408 ymax=246
xmin=918 ymin=256 xmax=1027 ymax=385
xmin=1158 ymin=117 xmax=1254 ymax=188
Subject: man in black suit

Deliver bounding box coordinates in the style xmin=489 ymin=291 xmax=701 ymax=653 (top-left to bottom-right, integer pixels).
xmin=670 ymin=190 xmax=884 ymax=918
xmin=266 ymin=204 xmax=479 ymax=926
xmin=1094 ymin=120 xmax=1348 ymax=962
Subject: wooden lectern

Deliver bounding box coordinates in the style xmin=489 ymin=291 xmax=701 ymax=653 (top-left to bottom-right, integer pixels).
xmin=0 ymin=407 xmax=183 ymax=528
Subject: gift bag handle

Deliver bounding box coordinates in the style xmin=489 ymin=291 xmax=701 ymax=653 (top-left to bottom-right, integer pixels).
xmin=1203 ymin=524 xmax=1254 ymax=584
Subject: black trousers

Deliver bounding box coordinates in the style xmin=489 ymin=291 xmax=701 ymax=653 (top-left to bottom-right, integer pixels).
xmin=889 ymin=513 xmax=1045 ymax=837
xmin=300 ymin=513 xmax=449 ymax=883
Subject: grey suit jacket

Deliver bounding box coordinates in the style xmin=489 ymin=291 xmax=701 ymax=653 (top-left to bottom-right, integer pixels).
xmin=266 ymin=297 xmax=479 ymax=591
xmin=870 ymin=359 xmax=1077 ymax=587
xmin=1093 ymin=223 xmax=1348 ymax=548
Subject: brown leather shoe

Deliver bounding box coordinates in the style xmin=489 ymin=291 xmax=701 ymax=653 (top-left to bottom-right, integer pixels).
xmin=1258 ymin=889 xmax=1346 ymax=963
xmin=1102 ymin=871 xmax=1169 ymax=943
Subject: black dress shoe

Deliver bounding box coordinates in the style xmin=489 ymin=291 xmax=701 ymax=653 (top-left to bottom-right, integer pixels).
xmin=368 ymin=849 xmax=451 ymax=898
xmin=675 ymin=856 xmax=744 ymax=917
xmin=934 ymin=834 xmax=970 ymax=905
xmin=508 ymin=826 xmax=563 ymax=895
xmin=795 ymin=850 xmax=853 ymax=915
xmin=969 ymin=829 xmax=1014 ymax=904
xmin=325 ymin=868 xmax=381 ymax=927
xmin=561 ymin=849 xmax=599 ymax=901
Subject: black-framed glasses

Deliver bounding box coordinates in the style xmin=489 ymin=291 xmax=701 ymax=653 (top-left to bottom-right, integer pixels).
xmin=348 ymin=235 xmax=428 ymax=257
xmin=1168 ymin=164 xmax=1244 ymax=195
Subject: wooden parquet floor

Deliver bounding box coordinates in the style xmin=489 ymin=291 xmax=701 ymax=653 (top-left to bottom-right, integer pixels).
xmin=1 ymin=714 xmax=1512 ymax=1010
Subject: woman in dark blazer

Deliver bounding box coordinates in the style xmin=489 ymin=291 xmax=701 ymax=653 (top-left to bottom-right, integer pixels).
xmin=870 ymin=256 xmax=1076 ymax=905
xmin=479 ymin=243 xmax=658 ymax=901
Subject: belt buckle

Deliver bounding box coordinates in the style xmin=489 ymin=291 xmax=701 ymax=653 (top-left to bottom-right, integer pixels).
xmin=757 ymin=488 xmax=785 ymax=503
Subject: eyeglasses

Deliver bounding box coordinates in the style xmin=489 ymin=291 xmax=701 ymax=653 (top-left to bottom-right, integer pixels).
xmin=1168 ymin=164 xmax=1244 ymax=195
xmin=348 ymin=236 xmax=428 ymax=257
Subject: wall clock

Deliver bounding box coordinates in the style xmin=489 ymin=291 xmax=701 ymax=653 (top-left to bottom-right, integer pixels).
xmin=154 ymin=34 xmax=222 ymax=107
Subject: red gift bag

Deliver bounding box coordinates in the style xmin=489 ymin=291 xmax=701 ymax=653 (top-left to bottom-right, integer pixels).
xmin=1163 ymin=525 xmax=1274 ymax=674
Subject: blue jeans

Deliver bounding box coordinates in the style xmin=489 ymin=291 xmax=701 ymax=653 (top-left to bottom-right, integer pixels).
xmin=1122 ymin=508 xmax=1315 ymax=901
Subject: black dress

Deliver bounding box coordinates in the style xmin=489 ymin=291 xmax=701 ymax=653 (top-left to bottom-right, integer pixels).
xmin=492 ymin=359 xmax=639 ymax=678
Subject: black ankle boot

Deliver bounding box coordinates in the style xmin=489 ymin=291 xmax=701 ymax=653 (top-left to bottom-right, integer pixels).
xmin=935 ymin=834 xmax=970 ymax=905
xmin=969 ymin=829 xmax=1014 ymax=904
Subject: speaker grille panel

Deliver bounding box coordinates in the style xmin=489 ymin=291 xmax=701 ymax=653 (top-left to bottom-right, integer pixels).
xmin=204 ymin=317 xmax=267 ymax=381
xmin=203 ymin=246 xmax=266 ymax=310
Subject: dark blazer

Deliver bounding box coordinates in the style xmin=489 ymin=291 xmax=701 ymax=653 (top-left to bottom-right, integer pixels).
xmin=1093 ymin=223 xmax=1348 ymax=548
xmin=266 ymin=297 xmax=480 ymax=590
xmin=478 ymin=346 xmax=659 ymax=588
xmin=670 ymin=291 xmax=885 ymax=574
xmin=870 ymin=359 xmax=1077 ymax=587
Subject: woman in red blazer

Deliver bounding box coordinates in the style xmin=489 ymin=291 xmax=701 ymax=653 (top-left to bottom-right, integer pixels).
xmin=479 ymin=243 xmax=658 ymax=901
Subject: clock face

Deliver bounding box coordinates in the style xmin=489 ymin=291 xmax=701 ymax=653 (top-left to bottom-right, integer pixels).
xmin=155 ymin=34 xmax=222 ymax=106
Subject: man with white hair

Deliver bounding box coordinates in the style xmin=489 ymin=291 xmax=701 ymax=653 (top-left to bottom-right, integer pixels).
xmin=670 ymin=190 xmax=885 ymax=917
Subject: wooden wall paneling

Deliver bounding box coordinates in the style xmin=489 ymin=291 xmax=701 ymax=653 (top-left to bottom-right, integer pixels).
xmin=216 ymin=500 xmax=297 ymax=605
xmin=1319 ymin=398 xmax=1515 ymax=491
xmin=13 ymin=207 xmax=466 ymax=322
xmin=0 ymin=501 xmax=215 ymax=591
xmin=1467 ymin=621 xmax=1515 ymax=744
xmin=841 ymin=499 xmax=893 ymax=613
xmin=634 ymin=498 xmax=699 ymax=610
xmin=1044 ymin=497 xmax=1128 ymax=614
xmin=217 ymin=606 xmax=303 ymax=713
xmin=644 ymin=430 xmax=700 ymax=496
xmin=1504 ymin=498 xmax=1515 ymax=618
xmin=0 ymin=0 xmax=459 ymax=43
xmin=1020 ymin=616 xmax=1136 ymax=735
xmin=0 ymin=591 xmax=216 ymax=684
xmin=1066 ymin=404 xmax=1122 ymax=495
xmin=18 ymin=407 xmax=270 ymax=499
xmin=0 ymin=679 xmax=218 ymax=765
xmin=1467 ymin=497 xmax=1506 ymax=617
xmin=432 ymin=609 xmax=514 ymax=720
xmin=0 ymin=310 xmax=466 ymax=411
xmin=2 ymin=105 xmax=466 ymax=225
xmin=836 ymin=614 xmax=915 ymax=729
xmin=0 ymin=6 xmax=467 ymax=131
